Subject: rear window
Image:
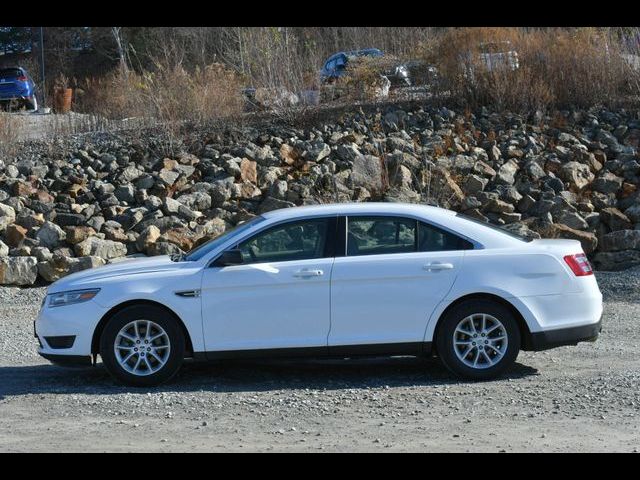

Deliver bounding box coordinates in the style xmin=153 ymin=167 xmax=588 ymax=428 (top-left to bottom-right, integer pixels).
xmin=0 ymin=68 xmax=23 ymax=78
xmin=456 ymin=213 xmax=533 ymax=242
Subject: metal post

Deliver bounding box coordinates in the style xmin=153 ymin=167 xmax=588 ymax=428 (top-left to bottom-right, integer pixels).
xmin=39 ymin=26 xmax=45 ymax=111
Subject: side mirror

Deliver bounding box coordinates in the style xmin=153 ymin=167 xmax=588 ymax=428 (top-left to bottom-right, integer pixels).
xmin=213 ymin=249 xmax=244 ymax=267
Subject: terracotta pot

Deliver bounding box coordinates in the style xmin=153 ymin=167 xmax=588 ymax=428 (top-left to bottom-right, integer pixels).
xmin=54 ymin=88 xmax=73 ymax=114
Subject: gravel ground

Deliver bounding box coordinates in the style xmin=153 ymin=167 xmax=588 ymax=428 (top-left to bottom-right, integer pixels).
xmin=0 ymin=270 xmax=639 ymax=452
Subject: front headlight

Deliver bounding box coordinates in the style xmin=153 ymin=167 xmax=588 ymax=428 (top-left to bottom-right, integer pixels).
xmin=48 ymin=289 xmax=100 ymax=308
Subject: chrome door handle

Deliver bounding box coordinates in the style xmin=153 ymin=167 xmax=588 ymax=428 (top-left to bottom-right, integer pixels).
xmin=423 ymin=262 xmax=454 ymax=272
xmin=293 ymin=269 xmax=324 ymax=278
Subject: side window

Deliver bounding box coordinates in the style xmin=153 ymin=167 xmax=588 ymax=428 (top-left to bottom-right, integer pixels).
xmin=325 ymin=59 xmax=337 ymax=73
xmin=418 ymin=221 xmax=473 ymax=251
xmin=237 ymin=218 xmax=330 ymax=264
xmin=347 ymin=216 xmax=416 ymax=257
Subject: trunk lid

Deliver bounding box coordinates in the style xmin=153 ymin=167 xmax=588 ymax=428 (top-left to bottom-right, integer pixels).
xmin=529 ymin=238 xmax=584 ymax=255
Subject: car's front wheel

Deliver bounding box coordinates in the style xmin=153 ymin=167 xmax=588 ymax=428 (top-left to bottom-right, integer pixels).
xmin=100 ymin=305 xmax=185 ymax=387
xmin=436 ymin=299 xmax=521 ymax=380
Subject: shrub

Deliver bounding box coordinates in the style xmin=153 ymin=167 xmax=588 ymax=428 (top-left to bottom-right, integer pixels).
xmin=429 ymin=27 xmax=640 ymax=112
xmin=75 ymin=62 xmax=245 ymax=126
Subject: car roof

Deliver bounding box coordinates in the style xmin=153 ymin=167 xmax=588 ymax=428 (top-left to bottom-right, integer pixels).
xmin=261 ymin=202 xmax=454 ymax=220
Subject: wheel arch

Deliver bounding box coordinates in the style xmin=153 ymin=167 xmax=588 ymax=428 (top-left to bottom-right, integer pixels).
xmin=91 ymin=299 xmax=194 ymax=357
xmin=430 ymin=293 xmax=534 ymax=352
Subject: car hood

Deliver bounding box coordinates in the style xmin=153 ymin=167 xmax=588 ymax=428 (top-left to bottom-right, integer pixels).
xmin=47 ymin=255 xmax=187 ymax=293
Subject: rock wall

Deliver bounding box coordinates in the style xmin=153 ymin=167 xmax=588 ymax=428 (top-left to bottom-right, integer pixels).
xmin=1 ymin=104 xmax=640 ymax=285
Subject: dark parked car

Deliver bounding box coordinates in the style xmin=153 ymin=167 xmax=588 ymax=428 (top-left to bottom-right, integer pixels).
xmin=320 ymin=49 xmax=437 ymax=88
xmin=0 ymin=66 xmax=38 ymax=111
xmin=320 ymin=48 xmax=384 ymax=83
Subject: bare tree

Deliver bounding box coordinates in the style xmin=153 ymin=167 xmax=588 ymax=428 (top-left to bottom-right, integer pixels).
xmin=111 ymin=27 xmax=129 ymax=75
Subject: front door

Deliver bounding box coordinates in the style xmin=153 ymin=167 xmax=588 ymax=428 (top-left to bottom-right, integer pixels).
xmin=201 ymin=217 xmax=335 ymax=353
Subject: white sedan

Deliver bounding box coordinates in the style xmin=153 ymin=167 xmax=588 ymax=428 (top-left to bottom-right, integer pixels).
xmin=35 ymin=203 xmax=603 ymax=386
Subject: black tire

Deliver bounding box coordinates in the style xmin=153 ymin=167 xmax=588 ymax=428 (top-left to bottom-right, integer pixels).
xmin=435 ymin=299 xmax=521 ymax=381
xmin=25 ymin=95 xmax=38 ymax=111
xmin=100 ymin=305 xmax=185 ymax=387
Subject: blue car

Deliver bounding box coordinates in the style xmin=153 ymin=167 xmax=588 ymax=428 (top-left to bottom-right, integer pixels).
xmin=320 ymin=48 xmax=384 ymax=83
xmin=0 ymin=67 xmax=38 ymax=111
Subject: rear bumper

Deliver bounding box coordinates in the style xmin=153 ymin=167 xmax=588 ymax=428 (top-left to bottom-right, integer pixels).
xmin=527 ymin=318 xmax=602 ymax=351
xmin=0 ymin=94 xmax=34 ymax=101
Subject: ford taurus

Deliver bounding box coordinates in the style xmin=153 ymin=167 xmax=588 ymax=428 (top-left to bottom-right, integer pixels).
xmin=35 ymin=203 xmax=603 ymax=386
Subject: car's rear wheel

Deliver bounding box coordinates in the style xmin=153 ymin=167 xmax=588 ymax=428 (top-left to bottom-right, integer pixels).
xmin=100 ymin=305 xmax=185 ymax=387
xmin=26 ymin=95 xmax=38 ymax=112
xmin=436 ymin=299 xmax=520 ymax=380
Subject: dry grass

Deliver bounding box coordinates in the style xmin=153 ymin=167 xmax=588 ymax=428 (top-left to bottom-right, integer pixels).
xmin=0 ymin=114 xmax=22 ymax=158
xmin=76 ymin=62 xmax=245 ymax=125
xmin=428 ymin=27 xmax=640 ymax=112
xmin=72 ymin=62 xmax=246 ymax=154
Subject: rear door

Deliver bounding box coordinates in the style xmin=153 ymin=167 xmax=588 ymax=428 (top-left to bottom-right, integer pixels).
xmin=329 ymin=215 xmax=470 ymax=349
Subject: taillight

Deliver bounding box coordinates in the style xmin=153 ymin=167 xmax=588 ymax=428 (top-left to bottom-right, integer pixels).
xmin=17 ymin=75 xmax=27 ymax=81
xmin=564 ymin=253 xmax=593 ymax=276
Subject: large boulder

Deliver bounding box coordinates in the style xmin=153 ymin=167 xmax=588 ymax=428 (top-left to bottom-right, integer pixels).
xmin=464 ymin=174 xmax=488 ymax=195
xmin=553 ymin=210 xmax=588 ymax=230
xmin=147 ymin=241 xmax=183 ymax=256
xmin=599 ymin=208 xmax=632 ymax=231
xmin=592 ymin=172 xmax=624 ymax=194
xmin=38 ymin=254 xmax=105 ymax=282
xmin=239 ymin=159 xmax=258 ymax=184
xmin=198 ymin=218 xmax=227 ymax=239
xmin=257 ymin=197 xmax=296 ymax=214
xmin=136 ymin=225 xmax=161 ymax=252
xmin=176 ymin=191 xmax=212 ymax=211
xmin=550 ymin=223 xmax=598 ymax=254
xmin=0 ymin=256 xmax=38 ymax=285
xmin=4 ymin=224 xmax=27 ymax=248
xmin=64 ymin=226 xmax=96 ymax=245
xmin=593 ymin=250 xmax=640 ymax=271
xmin=74 ymin=237 xmax=127 ymax=260
xmin=559 ymin=161 xmax=594 ymax=190
xmin=495 ymin=159 xmax=519 ymax=185
xmin=210 ymin=182 xmax=232 ymax=207
xmin=351 ymin=155 xmax=385 ymax=194
xmin=624 ymin=204 xmax=640 ymax=224
xmin=0 ymin=203 xmax=16 ymax=232
xmin=35 ymin=221 xmax=66 ymax=249
xmin=600 ymin=229 xmax=640 ymax=252
xmin=159 ymin=228 xmax=196 ymax=252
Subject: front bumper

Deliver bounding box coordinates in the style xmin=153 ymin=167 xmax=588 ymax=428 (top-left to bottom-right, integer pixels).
xmin=39 ymin=353 xmax=92 ymax=367
xmin=35 ymin=298 xmax=108 ymax=363
xmin=528 ymin=318 xmax=602 ymax=351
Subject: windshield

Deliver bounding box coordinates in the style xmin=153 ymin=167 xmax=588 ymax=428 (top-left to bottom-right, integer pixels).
xmin=455 ymin=213 xmax=533 ymax=242
xmin=184 ymin=215 xmax=266 ymax=262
